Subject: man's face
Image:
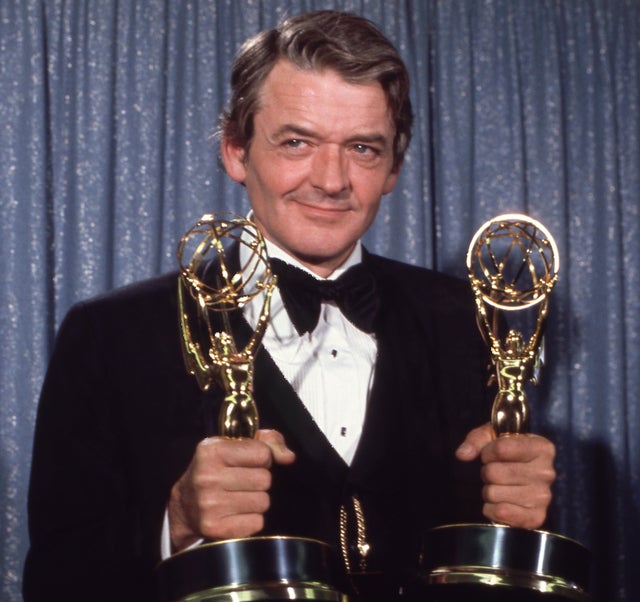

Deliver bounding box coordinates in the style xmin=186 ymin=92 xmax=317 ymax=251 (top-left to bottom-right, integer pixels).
xmin=221 ymin=60 xmax=400 ymax=277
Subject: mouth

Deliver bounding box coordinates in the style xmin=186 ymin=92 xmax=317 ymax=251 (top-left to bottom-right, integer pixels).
xmin=289 ymin=196 xmax=353 ymax=218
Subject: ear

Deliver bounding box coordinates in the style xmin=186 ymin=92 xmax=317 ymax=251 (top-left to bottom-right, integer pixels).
xmin=382 ymin=162 xmax=401 ymax=195
xmin=220 ymin=137 xmax=247 ymax=184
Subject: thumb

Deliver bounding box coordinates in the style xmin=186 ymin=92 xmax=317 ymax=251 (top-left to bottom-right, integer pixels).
xmin=455 ymin=422 xmax=495 ymax=462
xmin=256 ymin=429 xmax=296 ymax=465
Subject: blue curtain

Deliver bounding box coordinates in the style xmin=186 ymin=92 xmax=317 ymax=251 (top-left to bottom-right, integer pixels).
xmin=1 ymin=1 xmax=638 ymax=600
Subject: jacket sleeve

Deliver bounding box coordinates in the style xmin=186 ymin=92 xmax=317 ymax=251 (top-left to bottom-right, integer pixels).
xmin=23 ymin=301 xmax=165 ymax=601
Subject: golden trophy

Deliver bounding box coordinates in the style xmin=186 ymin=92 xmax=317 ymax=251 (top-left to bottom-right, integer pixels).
xmin=156 ymin=214 xmax=348 ymax=602
xmin=417 ymin=215 xmax=591 ymax=601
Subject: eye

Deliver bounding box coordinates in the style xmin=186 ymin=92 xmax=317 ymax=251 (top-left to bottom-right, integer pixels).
xmin=284 ymin=138 xmax=306 ymax=149
xmin=353 ymin=144 xmax=373 ymax=154
xmin=351 ymin=143 xmax=383 ymax=164
xmin=279 ymin=138 xmax=313 ymax=157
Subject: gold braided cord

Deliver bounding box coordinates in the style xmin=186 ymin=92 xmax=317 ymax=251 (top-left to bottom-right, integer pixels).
xmin=339 ymin=496 xmax=370 ymax=573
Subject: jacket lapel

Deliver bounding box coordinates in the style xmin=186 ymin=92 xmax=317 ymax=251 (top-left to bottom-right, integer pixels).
xmin=349 ymin=250 xmax=439 ymax=490
xmin=253 ymin=345 xmax=349 ymax=490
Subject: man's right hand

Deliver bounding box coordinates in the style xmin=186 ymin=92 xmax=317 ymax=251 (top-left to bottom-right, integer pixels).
xmin=168 ymin=429 xmax=295 ymax=552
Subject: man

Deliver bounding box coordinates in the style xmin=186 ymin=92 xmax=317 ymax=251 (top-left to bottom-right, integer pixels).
xmin=24 ymin=10 xmax=555 ymax=602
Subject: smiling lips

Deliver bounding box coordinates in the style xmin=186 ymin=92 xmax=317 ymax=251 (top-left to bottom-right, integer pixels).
xmin=285 ymin=192 xmax=353 ymax=217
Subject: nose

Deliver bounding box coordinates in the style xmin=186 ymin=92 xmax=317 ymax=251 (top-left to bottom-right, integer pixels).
xmin=309 ymin=144 xmax=349 ymax=196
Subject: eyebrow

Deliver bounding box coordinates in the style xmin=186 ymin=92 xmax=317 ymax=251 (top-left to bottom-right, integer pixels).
xmin=272 ymin=124 xmax=391 ymax=148
xmin=272 ymin=124 xmax=317 ymax=139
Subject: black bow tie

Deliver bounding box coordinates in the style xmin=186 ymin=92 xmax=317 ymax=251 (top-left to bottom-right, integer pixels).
xmin=270 ymin=258 xmax=379 ymax=335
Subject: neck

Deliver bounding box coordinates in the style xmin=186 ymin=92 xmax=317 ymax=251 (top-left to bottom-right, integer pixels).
xmin=264 ymin=240 xmax=362 ymax=279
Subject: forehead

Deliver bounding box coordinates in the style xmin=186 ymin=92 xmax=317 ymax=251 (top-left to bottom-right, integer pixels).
xmin=255 ymin=60 xmax=394 ymax=137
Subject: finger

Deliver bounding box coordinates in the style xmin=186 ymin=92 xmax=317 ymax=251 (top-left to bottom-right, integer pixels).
xmin=480 ymin=433 xmax=556 ymax=465
xmin=195 ymin=465 xmax=272 ymax=493
xmin=455 ymin=423 xmax=495 ymax=461
xmin=200 ymin=512 xmax=266 ymax=541
xmin=481 ymin=459 xmax=556 ymax=487
xmin=224 ymin=468 xmax=272 ymax=491
xmin=197 ymin=436 xmax=275 ymax=469
xmin=482 ymin=500 xmax=549 ymax=530
xmin=482 ymin=482 xmax=553 ymax=510
xmin=198 ymin=489 xmax=271 ymax=518
xmin=256 ymin=429 xmax=296 ymax=465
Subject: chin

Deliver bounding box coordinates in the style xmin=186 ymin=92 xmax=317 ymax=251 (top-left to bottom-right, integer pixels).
xmin=293 ymin=244 xmax=355 ymax=270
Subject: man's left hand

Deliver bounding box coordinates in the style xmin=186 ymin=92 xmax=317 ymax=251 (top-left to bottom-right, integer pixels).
xmin=456 ymin=423 xmax=556 ymax=530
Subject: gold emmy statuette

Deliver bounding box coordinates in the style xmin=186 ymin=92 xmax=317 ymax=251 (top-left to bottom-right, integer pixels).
xmin=417 ymin=215 xmax=591 ymax=601
xmin=466 ymin=213 xmax=560 ymax=437
xmin=156 ymin=214 xmax=349 ymax=602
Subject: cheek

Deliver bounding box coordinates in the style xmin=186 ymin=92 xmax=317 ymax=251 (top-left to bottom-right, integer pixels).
xmin=359 ymin=179 xmax=385 ymax=215
xmin=245 ymin=156 xmax=302 ymax=201
xmin=243 ymin=168 xmax=279 ymax=210
xmin=361 ymin=200 xmax=382 ymax=233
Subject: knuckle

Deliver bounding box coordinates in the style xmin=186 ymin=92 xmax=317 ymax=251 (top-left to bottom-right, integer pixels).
xmin=256 ymin=443 xmax=273 ymax=466
xmin=481 ymin=462 xmax=502 ymax=484
xmin=491 ymin=502 xmax=514 ymax=524
xmin=251 ymin=513 xmax=265 ymax=534
xmin=200 ymin=514 xmax=223 ymax=538
xmin=524 ymin=509 xmax=547 ymax=530
xmin=191 ymin=470 xmax=208 ymax=488
xmin=256 ymin=468 xmax=272 ymax=491
xmin=255 ymin=491 xmax=271 ymax=513
xmin=482 ymin=484 xmax=499 ymax=504
xmin=491 ymin=438 xmax=514 ymax=461
xmin=537 ymin=436 xmax=557 ymax=458
xmin=542 ymin=466 xmax=557 ymax=484
xmin=530 ymin=435 xmax=556 ymax=461
xmin=191 ymin=469 xmax=217 ymax=491
xmin=261 ymin=429 xmax=284 ymax=445
xmin=535 ymin=487 xmax=553 ymax=508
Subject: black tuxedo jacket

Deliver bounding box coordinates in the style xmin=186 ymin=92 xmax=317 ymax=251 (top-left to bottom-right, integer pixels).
xmin=23 ymin=252 xmax=492 ymax=601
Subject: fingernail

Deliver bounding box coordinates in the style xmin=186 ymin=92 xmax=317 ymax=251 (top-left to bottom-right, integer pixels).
xmin=457 ymin=442 xmax=474 ymax=457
